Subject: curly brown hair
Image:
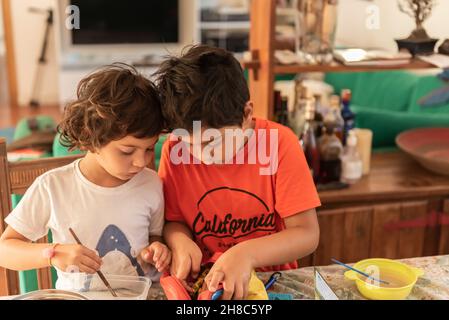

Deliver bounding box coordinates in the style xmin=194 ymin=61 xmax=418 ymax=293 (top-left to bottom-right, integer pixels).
xmin=154 ymin=45 xmax=249 ymax=132
xmin=58 ymin=63 xmax=164 ymax=151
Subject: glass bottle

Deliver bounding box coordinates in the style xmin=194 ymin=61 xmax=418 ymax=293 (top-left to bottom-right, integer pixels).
xmin=319 ymin=127 xmax=343 ymax=183
xmin=341 ymin=89 xmax=355 ymax=146
xmin=296 ymin=0 xmax=339 ymax=64
xmin=323 ymin=95 xmax=344 ymax=142
xmin=289 ymin=83 xmax=309 ymax=137
xmin=314 ymin=94 xmax=324 ymax=139
xmin=340 ymin=130 xmax=363 ymax=184
xmin=274 ymin=90 xmax=283 ymax=123
xmin=278 ymin=96 xmax=290 ymax=127
xmin=300 ymin=96 xmax=320 ymax=183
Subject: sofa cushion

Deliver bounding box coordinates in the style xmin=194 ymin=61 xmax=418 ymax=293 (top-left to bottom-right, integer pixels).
xmin=352 ymin=71 xmax=419 ymax=112
xmin=326 ymin=71 xmax=419 ymax=112
xmin=324 ymin=72 xmax=360 ymax=97
xmin=353 ymin=105 xmax=449 ymax=148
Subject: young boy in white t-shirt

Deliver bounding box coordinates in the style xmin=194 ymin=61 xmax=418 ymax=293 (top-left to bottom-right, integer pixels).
xmin=0 ymin=64 xmax=171 ymax=290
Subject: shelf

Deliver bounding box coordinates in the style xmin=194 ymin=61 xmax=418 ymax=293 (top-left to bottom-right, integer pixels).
xmin=273 ymin=59 xmax=438 ymax=74
xmin=243 ymin=59 xmax=438 ymax=74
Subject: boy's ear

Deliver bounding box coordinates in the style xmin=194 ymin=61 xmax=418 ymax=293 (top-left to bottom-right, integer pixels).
xmin=243 ymin=101 xmax=253 ymax=121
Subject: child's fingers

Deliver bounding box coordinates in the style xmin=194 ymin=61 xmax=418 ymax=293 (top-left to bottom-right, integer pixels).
xmin=233 ymin=282 xmax=244 ymax=300
xmin=170 ymin=260 xmax=177 ymax=278
xmin=180 ymin=279 xmax=194 ymax=293
xmin=82 ymin=247 xmax=103 ymax=265
xmin=207 ymin=270 xmax=225 ymax=292
xmin=157 ymin=261 xmax=170 ymax=272
xmin=175 ymin=257 xmax=191 ymax=280
xmin=79 ymin=262 xmax=98 ymax=274
xmin=242 ymin=280 xmax=249 ymax=300
xmin=221 ymin=280 xmax=235 ymax=301
xmin=152 ymin=245 xmax=165 ymax=263
xmin=141 ymin=247 xmax=154 ymax=263
xmin=155 ymin=250 xmax=170 ymax=270
xmin=190 ymin=254 xmax=202 ymax=279
xmin=80 ymin=256 xmax=101 ymax=271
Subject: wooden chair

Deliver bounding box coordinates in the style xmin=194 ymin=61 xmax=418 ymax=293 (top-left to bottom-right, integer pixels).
xmin=0 ymin=137 xmax=82 ymax=296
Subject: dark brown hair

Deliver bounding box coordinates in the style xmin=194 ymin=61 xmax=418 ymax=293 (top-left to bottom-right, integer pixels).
xmin=154 ymin=45 xmax=250 ymax=132
xmin=58 ymin=63 xmax=164 ymax=151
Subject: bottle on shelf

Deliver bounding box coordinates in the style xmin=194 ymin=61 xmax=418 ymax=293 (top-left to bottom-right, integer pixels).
xmin=279 ymin=96 xmax=290 ymax=127
xmin=319 ymin=126 xmax=343 ymax=184
xmin=289 ymin=83 xmax=309 ymax=137
xmin=313 ymin=94 xmax=325 ymax=139
xmin=340 ymin=89 xmax=356 ymax=146
xmin=300 ymin=95 xmax=320 ymax=183
xmin=340 ymin=130 xmax=363 ymax=184
xmin=323 ymin=95 xmax=344 ymax=142
xmin=274 ymin=90 xmax=282 ymax=122
xmin=274 ymin=90 xmax=289 ymax=127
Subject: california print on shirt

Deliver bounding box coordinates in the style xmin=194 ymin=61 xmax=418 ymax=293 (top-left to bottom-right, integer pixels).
xmin=192 ymin=187 xmax=277 ymax=253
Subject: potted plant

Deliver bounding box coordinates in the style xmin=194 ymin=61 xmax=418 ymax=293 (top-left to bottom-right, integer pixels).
xmin=395 ymin=0 xmax=439 ymax=55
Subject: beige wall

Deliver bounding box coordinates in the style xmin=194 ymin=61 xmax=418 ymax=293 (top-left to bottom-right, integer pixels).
xmin=335 ymin=0 xmax=448 ymax=51
xmin=11 ymin=0 xmax=60 ymax=106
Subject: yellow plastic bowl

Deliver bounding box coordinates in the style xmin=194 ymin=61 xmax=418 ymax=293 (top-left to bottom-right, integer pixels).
xmin=344 ymin=258 xmax=424 ymax=300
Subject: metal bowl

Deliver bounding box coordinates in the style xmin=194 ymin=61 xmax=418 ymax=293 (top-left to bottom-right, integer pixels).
xmin=12 ymin=289 xmax=90 ymax=300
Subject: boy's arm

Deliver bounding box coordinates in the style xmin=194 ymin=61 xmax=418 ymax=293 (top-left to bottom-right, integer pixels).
xmin=234 ymin=208 xmax=319 ymax=268
xmin=205 ymin=208 xmax=319 ymax=299
xmin=163 ymin=221 xmax=194 ymax=246
xmin=164 ymin=221 xmax=203 ymax=280
xmin=0 ymin=226 xmax=52 ymax=271
xmin=0 ymin=226 xmax=102 ymax=273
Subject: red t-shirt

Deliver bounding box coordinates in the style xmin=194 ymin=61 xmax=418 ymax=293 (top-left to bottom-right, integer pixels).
xmin=158 ymin=118 xmax=321 ymax=271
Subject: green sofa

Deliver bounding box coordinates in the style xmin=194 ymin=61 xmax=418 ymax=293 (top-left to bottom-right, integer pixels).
xmin=324 ymin=71 xmax=449 ymax=149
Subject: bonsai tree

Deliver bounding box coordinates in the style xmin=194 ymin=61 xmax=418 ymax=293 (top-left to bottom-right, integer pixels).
xmin=398 ymin=0 xmax=436 ymax=39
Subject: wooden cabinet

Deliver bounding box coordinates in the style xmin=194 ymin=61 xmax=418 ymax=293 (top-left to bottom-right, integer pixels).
xmin=299 ymin=152 xmax=449 ymax=267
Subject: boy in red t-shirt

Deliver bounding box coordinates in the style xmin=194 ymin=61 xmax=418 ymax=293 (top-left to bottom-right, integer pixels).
xmin=155 ymin=45 xmax=321 ymax=300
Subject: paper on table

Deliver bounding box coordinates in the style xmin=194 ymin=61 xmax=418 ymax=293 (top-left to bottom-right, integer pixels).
xmin=418 ymin=54 xmax=449 ymax=69
xmin=314 ymin=268 xmax=339 ymax=300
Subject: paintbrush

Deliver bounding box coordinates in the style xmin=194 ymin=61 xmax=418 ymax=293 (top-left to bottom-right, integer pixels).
xmin=331 ymin=258 xmax=390 ymax=285
xmin=68 ymin=228 xmax=118 ymax=297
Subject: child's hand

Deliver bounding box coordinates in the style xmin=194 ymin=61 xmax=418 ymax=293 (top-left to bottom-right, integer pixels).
xmin=140 ymin=242 xmax=171 ymax=272
xmin=51 ymin=244 xmax=103 ymax=274
xmin=170 ymin=238 xmax=203 ymax=281
xmin=204 ymin=247 xmax=253 ymax=300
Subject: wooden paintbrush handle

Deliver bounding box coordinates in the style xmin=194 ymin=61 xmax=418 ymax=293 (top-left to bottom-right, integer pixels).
xmin=68 ymin=228 xmax=118 ymax=297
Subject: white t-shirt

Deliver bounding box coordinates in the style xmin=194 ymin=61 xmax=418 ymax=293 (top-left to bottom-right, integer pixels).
xmin=5 ymin=159 xmax=164 ymax=290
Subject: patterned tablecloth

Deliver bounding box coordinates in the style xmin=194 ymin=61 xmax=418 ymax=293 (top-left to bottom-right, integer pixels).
xmin=148 ymin=255 xmax=449 ymax=300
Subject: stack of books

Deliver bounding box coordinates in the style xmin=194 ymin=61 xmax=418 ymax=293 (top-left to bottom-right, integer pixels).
xmin=333 ymin=48 xmax=412 ymax=66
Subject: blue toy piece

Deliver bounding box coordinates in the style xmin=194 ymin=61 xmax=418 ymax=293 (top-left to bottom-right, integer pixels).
xmin=419 ymin=68 xmax=449 ymax=108
xmin=438 ymin=68 xmax=449 ymax=81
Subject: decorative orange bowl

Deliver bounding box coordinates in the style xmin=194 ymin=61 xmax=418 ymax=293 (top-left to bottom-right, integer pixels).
xmin=396 ymin=128 xmax=449 ymax=176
